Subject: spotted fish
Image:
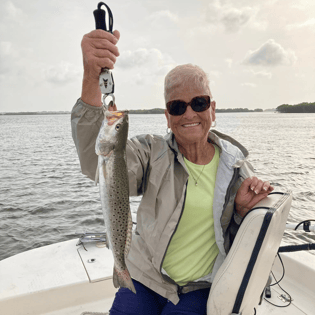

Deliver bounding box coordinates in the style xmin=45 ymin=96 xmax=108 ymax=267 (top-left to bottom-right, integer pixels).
xmin=95 ymin=109 xmax=136 ymax=294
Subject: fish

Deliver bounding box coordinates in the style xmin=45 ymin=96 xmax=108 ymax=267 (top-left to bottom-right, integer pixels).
xmin=95 ymin=109 xmax=136 ymax=294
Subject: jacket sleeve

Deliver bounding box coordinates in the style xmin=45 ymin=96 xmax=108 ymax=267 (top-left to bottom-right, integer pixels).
xmin=71 ymin=98 xmax=104 ymax=181
xmin=227 ymin=159 xmax=256 ymax=248
xmin=71 ymin=98 xmax=152 ymax=196
xmin=126 ymin=136 xmax=153 ymax=196
xmin=233 ymin=158 xmax=256 ymax=225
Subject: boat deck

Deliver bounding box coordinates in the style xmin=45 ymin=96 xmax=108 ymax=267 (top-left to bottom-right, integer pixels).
xmin=0 ymin=239 xmax=314 ymax=314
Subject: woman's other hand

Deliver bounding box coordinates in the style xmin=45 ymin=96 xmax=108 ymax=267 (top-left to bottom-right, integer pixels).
xmin=235 ymin=177 xmax=274 ymax=218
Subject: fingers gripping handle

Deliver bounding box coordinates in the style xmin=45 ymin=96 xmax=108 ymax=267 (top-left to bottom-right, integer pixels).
xmin=93 ymin=2 xmax=113 ymax=32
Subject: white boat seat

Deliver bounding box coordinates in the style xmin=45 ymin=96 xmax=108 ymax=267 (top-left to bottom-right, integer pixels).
xmin=207 ymin=191 xmax=292 ymax=315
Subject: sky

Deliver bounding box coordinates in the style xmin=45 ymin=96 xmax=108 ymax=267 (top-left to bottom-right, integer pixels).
xmin=0 ymin=0 xmax=315 ymax=112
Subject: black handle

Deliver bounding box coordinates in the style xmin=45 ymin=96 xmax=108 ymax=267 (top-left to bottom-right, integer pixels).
xmin=93 ymin=2 xmax=113 ymax=32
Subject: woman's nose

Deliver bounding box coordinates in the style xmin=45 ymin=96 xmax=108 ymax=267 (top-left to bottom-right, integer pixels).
xmin=183 ymin=104 xmax=197 ymax=118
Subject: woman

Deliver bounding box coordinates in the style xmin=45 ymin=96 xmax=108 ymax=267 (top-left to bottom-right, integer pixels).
xmin=71 ymin=29 xmax=273 ymax=315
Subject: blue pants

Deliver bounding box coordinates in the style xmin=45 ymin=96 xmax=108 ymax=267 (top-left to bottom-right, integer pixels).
xmin=110 ymin=280 xmax=210 ymax=315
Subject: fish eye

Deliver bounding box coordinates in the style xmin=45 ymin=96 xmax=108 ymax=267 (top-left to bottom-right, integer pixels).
xmin=115 ymin=124 xmax=121 ymax=130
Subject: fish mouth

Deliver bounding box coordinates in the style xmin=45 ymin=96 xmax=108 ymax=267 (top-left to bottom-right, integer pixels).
xmin=106 ymin=110 xmax=128 ymax=125
xmin=106 ymin=111 xmax=124 ymax=126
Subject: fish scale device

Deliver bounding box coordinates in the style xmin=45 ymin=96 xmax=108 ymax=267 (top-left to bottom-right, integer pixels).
xmin=94 ymin=2 xmax=115 ymax=110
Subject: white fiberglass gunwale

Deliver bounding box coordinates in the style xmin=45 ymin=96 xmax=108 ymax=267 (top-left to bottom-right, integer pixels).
xmin=0 ymin=237 xmax=314 ymax=315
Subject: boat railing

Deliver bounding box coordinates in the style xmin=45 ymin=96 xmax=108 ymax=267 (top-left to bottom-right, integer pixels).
xmin=72 ymin=220 xmax=315 ymax=254
xmin=285 ymin=220 xmax=315 ymax=232
xmin=279 ymin=220 xmax=315 ymax=253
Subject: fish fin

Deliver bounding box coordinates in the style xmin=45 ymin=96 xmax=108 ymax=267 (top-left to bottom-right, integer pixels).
xmin=105 ymin=232 xmax=110 ymax=249
xmin=113 ymin=266 xmax=119 ymax=288
xmin=102 ymin=159 xmax=107 ymax=179
xmin=124 ymin=211 xmax=133 ymax=259
xmin=94 ymin=164 xmax=99 ymax=186
xmin=113 ymin=266 xmax=136 ymax=294
xmin=96 ymin=157 xmax=107 ymax=185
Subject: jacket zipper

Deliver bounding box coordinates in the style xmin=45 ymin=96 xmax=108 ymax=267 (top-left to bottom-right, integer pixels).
xmin=223 ymin=167 xmax=240 ymax=210
xmin=220 ymin=167 xmax=241 ymax=254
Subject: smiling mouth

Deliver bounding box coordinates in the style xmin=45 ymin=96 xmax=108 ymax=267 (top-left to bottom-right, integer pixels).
xmin=182 ymin=122 xmax=200 ymax=127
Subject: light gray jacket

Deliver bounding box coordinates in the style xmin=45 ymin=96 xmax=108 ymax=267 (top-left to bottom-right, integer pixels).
xmin=71 ymin=99 xmax=255 ymax=304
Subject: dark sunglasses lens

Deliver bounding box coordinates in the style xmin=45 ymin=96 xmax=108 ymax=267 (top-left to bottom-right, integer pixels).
xmin=191 ymin=97 xmax=210 ymax=112
xmin=169 ymin=101 xmax=187 ymax=116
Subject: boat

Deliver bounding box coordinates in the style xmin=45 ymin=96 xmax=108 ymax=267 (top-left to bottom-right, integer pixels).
xmin=0 ymin=235 xmax=314 ymax=314
xmin=1 ymin=192 xmax=314 ymax=315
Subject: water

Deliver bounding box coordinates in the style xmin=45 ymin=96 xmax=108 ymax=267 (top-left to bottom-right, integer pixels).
xmin=0 ymin=112 xmax=314 ymax=261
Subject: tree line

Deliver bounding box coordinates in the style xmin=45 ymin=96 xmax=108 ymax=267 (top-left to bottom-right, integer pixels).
xmin=276 ymin=102 xmax=315 ymax=113
xmin=129 ymin=108 xmax=264 ymax=114
xmin=1 ymin=108 xmax=265 ymax=115
xmin=215 ymin=108 xmax=263 ymax=113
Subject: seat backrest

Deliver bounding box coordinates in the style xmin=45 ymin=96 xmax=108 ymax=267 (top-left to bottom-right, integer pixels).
xmin=207 ymin=191 xmax=292 ymax=315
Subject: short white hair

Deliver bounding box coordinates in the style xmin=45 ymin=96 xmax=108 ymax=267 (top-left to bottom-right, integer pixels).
xmin=164 ymin=64 xmax=211 ymax=103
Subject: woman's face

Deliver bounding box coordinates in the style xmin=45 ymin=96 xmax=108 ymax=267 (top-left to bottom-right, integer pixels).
xmin=164 ymin=82 xmax=216 ymax=148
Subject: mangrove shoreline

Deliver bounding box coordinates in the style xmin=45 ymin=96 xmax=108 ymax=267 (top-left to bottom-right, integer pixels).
xmin=1 ymin=102 xmax=315 ymax=115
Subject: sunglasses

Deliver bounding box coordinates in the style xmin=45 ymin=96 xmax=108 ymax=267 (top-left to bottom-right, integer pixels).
xmin=166 ymin=95 xmax=212 ymax=116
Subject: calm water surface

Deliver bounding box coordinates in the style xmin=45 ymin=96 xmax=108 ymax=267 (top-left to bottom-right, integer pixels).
xmin=0 ymin=112 xmax=314 ymax=260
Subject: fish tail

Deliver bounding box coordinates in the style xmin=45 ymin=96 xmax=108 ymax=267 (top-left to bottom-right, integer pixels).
xmin=113 ymin=266 xmax=137 ymax=294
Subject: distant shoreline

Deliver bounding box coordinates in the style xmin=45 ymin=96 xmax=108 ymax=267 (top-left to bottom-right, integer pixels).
xmin=276 ymin=102 xmax=315 ymax=113
xmin=0 ymin=108 xmax=267 ymax=115
xmin=0 ymin=111 xmax=71 ymax=115
xmin=1 ymin=103 xmax=314 ymax=115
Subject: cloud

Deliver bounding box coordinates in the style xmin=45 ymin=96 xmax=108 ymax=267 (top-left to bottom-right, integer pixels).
xmin=117 ymin=48 xmax=174 ymax=70
xmin=148 ymin=10 xmax=178 ymax=23
xmin=225 ymin=58 xmax=233 ymax=68
xmin=242 ymin=39 xmax=297 ymax=67
xmin=0 ymin=40 xmax=80 ymax=86
xmin=0 ymin=1 xmax=25 ymax=24
xmin=116 ymin=48 xmax=175 ymax=85
xmin=146 ymin=10 xmax=179 ymax=30
xmin=0 ymin=41 xmax=14 ymax=56
xmin=0 ymin=41 xmax=19 ymax=74
xmin=244 ymin=69 xmax=272 ymax=79
xmin=6 ymin=1 xmax=23 ymax=19
xmin=118 ymin=48 xmax=161 ymax=68
xmin=146 ymin=10 xmax=178 ymax=29
xmin=209 ymin=70 xmax=221 ymax=77
xmin=205 ymin=1 xmax=256 ymax=32
xmin=43 ymin=61 xmax=81 ymax=85
xmin=241 ymin=82 xmax=257 ymax=88
xmin=286 ymin=18 xmax=315 ymax=30
xmin=221 ymin=7 xmax=253 ymax=32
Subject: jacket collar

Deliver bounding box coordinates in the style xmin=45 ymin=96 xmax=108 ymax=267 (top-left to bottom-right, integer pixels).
xmin=165 ymin=130 xmax=249 ymax=168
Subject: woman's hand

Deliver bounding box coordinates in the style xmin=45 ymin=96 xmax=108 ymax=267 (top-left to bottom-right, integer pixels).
xmin=81 ymin=29 xmax=120 ymax=82
xmin=81 ymin=29 xmax=120 ymax=107
xmin=235 ymin=177 xmax=274 ymax=218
